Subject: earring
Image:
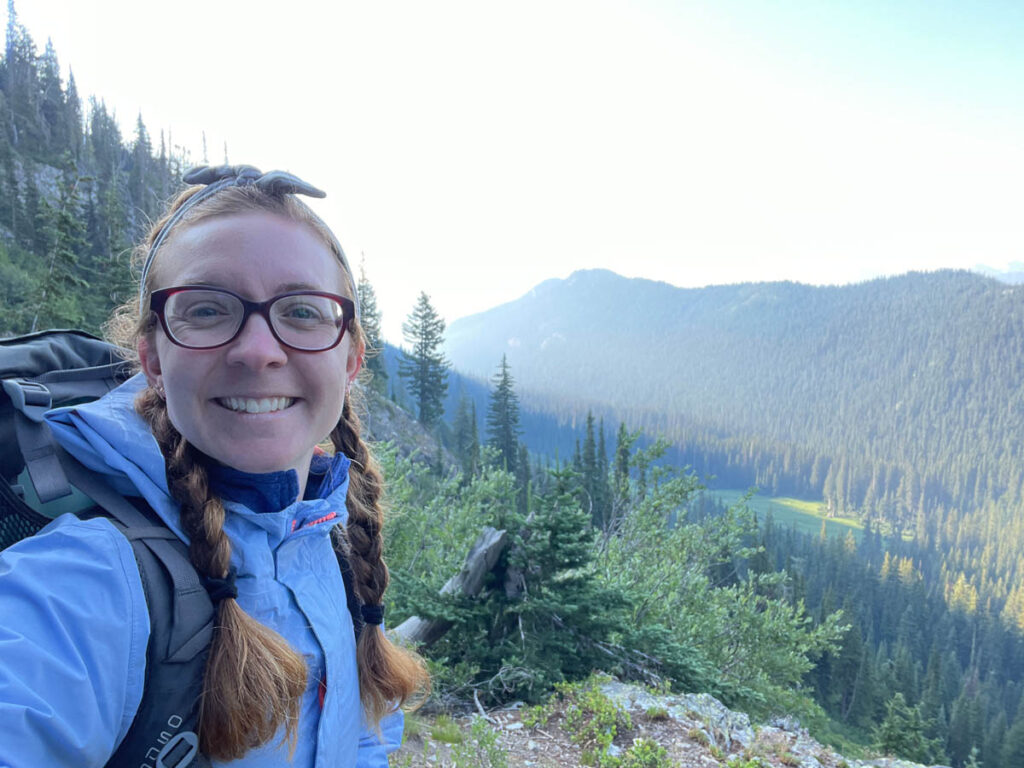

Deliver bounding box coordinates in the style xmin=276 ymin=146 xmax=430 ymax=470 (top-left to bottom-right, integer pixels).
xmin=155 ymin=382 xmax=166 ymax=399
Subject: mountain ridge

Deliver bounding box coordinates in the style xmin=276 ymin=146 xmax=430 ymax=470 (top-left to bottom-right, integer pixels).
xmin=444 ymin=267 xmax=1024 ymax=524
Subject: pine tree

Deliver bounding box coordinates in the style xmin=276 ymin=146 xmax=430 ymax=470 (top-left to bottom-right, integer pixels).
xmin=452 ymin=393 xmax=480 ymax=479
xmin=357 ymin=261 xmax=387 ymax=395
xmin=63 ymin=70 xmax=82 ymax=159
xmin=30 ymin=166 xmax=87 ymax=330
xmin=1002 ymin=715 xmax=1024 ymax=768
xmin=595 ymin=419 xmax=611 ymax=530
xmin=3 ymin=0 xmax=43 ymax=152
xmin=581 ymin=412 xmax=597 ymax=524
xmin=37 ymin=39 xmax=63 ymax=154
xmin=128 ymin=114 xmax=153 ymax=217
xmin=515 ymin=442 xmax=530 ymax=516
xmin=486 ymin=355 xmax=521 ymax=472
xmin=613 ymin=422 xmax=636 ymax=525
xmin=398 ymin=291 xmax=449 ymax=427
xmin=877 ymin=693 xmax=942 ymax=764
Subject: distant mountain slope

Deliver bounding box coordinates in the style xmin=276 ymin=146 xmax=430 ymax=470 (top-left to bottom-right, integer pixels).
xmin=445 ymin=269 xmax=1024 ymax=521
xmin=975 ymin=262 xmax=1024 ymax=284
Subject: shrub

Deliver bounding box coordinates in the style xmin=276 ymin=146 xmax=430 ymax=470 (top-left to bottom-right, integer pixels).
xmin=451 ymin=716 xmax=508 ymax=768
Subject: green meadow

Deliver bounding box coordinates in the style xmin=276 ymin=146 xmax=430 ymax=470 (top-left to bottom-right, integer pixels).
xmin=706 ymin=489 xmax=864 ymax=541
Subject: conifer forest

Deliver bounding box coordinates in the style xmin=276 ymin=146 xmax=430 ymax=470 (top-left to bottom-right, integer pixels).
xmin=3 ymin=12 xmax=1024 ymax=767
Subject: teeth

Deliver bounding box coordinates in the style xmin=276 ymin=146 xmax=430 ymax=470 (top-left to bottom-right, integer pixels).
xmin=220 ymin=397 xmax=294 ymax=414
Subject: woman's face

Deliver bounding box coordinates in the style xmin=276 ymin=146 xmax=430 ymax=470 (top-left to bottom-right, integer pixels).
xmin=138 ymin=212 xmax=361 ymax=482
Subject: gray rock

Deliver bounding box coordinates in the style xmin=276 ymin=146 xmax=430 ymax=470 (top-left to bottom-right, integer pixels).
xmin=599 ymin=682 xmax=756 ymax=748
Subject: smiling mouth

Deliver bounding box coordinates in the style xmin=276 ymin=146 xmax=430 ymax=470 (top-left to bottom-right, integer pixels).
xmin=218 ymin=396 xmax=296 ymax=414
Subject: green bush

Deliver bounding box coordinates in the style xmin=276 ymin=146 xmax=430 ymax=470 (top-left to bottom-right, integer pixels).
xmin=429 ymin=714 xmax=463 ymax=745
xmin=620 ymin=737 xmax=673 ymax=768
xmin=451 ymin=716 xmax=508 ymax=768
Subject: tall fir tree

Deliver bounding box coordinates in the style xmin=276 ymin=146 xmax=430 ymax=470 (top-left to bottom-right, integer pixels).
xmin=31 ymin=166 xmax=87 ymax=330
xmin=613 ymin=421 xmax=634 ymax=507
xmin=398 ymin=291 xmax=449 ymax=427
xmin=581 ymin=412 xmax=598 ymax=526
xmin=595 ymin=418 xmax=611 ymax=530
xmin=128 ymin=113 xmax=153 ymax=218
xmin=486 ymin=354 xmax=521 ymax=472
xmin=515 ymin=442 xmax=530 ymax=516
xmin=357 ymin=261 xmax=387 ymax=395
xmin=452 ymin=393 xmax=480 ymax=479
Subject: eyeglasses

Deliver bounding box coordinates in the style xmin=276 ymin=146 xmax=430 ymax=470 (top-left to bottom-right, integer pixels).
xmin=149 ymin=286 xmax=355 ymax=351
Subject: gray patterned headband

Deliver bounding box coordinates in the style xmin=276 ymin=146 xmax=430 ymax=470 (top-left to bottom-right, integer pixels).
xmin=139 ymin=164 xmax=358 ymax=317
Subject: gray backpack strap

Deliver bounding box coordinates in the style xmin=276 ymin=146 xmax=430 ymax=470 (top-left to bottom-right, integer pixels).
xmin=4 ymin=358 xmax=128 ymax=503
xmin=57 ymin=450 xmax=214 ymax=768
xmin=3 ymin=378 xmax=70 ymax=502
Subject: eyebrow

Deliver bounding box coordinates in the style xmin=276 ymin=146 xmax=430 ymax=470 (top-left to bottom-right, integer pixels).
xmin=174 ymin=279 xmax=324 ymax=293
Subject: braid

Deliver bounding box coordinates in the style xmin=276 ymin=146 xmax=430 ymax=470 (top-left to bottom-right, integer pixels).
xmin=332 ymin=397 xmax=429 ymax=724
xmin=136 ymin=388 xmax=307 ymax=760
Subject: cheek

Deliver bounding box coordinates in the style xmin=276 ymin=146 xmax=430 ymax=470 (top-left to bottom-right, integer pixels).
xmin=315 ymin=356 xmax=349 ymax=415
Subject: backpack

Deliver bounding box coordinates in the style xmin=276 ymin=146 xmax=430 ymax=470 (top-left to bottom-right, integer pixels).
xmin=0 ymin=330 xmax=364 ymax=768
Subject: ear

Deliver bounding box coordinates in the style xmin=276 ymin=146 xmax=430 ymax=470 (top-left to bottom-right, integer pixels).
xmin=346 ymin=340 xmax=364 ymax=385
xmin=138 ymin=336 xmax=163 ymax=389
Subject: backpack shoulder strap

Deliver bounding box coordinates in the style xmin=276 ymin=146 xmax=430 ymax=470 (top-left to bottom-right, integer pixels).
xmin=100 ymin=498 xmax=213 ymax=768
xmin=57 ymin=449 xmax=212 ymax=768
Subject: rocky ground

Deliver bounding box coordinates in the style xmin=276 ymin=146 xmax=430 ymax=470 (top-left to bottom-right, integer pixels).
xmin=391 ymin=681 xmax=952 ymax=768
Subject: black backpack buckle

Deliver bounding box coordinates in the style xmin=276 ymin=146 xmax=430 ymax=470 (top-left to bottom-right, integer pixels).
xmin=2 ymin=378 xmax=53 ymax=421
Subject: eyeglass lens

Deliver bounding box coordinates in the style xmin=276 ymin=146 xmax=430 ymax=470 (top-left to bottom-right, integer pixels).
xmin=163 ymin=289 xmax=345 ymax=350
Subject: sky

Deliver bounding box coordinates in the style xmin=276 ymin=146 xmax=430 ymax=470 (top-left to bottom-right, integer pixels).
xmin=8 ymin=0 xmax=1024 ymax=343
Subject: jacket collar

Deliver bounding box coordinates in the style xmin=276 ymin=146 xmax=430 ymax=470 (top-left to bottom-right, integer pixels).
xmin=46 ymin=374 xmax=352 ymax=546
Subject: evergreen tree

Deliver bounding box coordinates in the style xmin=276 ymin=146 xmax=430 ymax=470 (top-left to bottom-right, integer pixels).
xmin=398 ymin=291 xmax=449 ymax=427
xmin=128 ymin=113 xmax=153 ymax=217
xmin=30 ymin=166 xmax=86 ymax=330
xmin=63 ymin=70 xmax=82 ymax=159
xmin=595 ymin=419 xmax=611 ymax=531
xmin=611 ymin=421 xmax=638 ymax=532
xmin=515 ymin=442 xmax=530 ymax=516
xmin=876 ymin=693 xmax=942 ymax=764
xmin=3 ymin=0 xmax=43 ymax=152
xmin=1002 ymin=706 xmax=1024 ymax=768
xmin=37 ymin=38 xmax=63 ymax=154
xmin=452 ymin=393 xmax=480 ymax=479
xmin=486 ymin=355 xmax=521 ymax=472
xmin=483 ymin=466 xmax=626 ymax=699
xmin=357 ymin=261 xmax=387 ymax=395
xmin=583 ymin=413 xmax=597 ymax=518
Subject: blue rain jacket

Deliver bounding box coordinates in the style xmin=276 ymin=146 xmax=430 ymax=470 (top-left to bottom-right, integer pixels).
xmin=0 ymin=374 xmax=402 ymax=767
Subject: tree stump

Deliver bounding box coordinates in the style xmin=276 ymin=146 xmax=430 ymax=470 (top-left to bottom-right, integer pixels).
xmin=392 ymin=526 xmax=508 ymax=647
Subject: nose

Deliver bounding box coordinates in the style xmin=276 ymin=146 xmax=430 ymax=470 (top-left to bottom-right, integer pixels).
xmin=223 ymin=312 xmax=288 ymax=369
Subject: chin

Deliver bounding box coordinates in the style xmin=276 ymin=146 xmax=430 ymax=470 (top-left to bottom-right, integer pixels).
xmin=203 ymin=445 xmax=304 ymax=476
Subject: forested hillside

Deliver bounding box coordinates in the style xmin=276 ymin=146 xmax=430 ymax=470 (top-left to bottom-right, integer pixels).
xmin=0 ymin=5 xmax=183 ymax=335
xmin=446 ymin=270 xmax=1024 ymax=595
xmin=444 ymin=268 xmax=1024 ymax=767
xmin=446 ymin=269 xmax=1024 ymax=525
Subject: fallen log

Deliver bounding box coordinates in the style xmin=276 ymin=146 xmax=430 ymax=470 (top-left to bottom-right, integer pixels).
xmin=392 ymin=526 xmax=508 ymax=647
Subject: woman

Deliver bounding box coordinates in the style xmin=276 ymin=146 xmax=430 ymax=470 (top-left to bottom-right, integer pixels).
xmin=0 ymin=165 xmax=426 ymax=766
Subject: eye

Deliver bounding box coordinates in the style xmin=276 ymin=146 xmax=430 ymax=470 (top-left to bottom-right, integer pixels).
xmin=186 ymin=303 xmax=229 ymax=319
xmin=166 ymin=292 xmax=238 ymax=326
xmin=275 ymin=296 xmax=335 ymax=326
xmin=285 ymin=303 xmax=324 ymax=321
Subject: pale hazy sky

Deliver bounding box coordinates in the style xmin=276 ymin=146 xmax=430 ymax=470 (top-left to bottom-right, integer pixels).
xmin=9 ymin=0 xmax=1024 ymax=342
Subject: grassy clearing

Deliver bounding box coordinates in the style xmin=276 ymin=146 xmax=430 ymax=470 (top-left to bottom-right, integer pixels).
xmin=707 ymin=489 xmax=864 ymax=541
